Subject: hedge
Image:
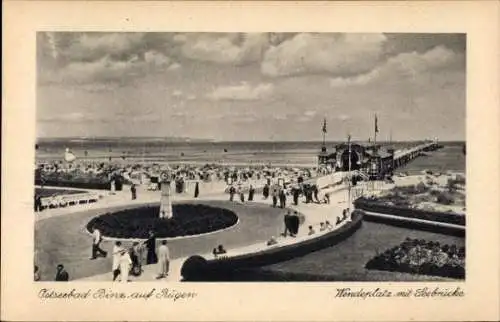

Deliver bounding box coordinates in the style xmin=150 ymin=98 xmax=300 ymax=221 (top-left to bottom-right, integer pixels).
xmin=354 ymin=197 xmax=465 ymax=226
xmin=35 ymin=168 xmax=124 ymax=191
xmin=35 ymin=179 xmax=112 ymax=190
xmin=361 ymin=211 xmax=465 ymax=237
xmin=180 ymin=211 xmax=364 ymax=281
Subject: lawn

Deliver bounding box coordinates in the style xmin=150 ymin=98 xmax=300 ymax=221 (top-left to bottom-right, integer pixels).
xmin=262 ymin=221 xmax=465 ymax=281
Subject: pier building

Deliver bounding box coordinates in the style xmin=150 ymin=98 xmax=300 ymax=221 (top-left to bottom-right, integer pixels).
xmin=318 ymin=139 xmax=441 ymax=180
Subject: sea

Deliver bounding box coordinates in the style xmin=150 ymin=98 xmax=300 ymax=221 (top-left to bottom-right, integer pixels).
xmin=35 ymin=138 xmax=466 ymax=174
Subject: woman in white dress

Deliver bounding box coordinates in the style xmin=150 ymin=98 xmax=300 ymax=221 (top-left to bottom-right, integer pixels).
xmin=112 ymin=241 xmax=124 ymax=281
xmin=119 ymin=249 xmax=132 ymax=283
xmin=157 ymin=240 xmax=170 ymax=279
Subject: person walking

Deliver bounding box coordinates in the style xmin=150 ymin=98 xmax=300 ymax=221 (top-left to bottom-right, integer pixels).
xmin=55 ymin=264 xmax=69 ymax=281
xmin=119 ymin=249 xmax=132 ymax=283
xmin=146 ymin=231 xmax=158 ymax=264
xmin=229 ymin=186 xmax=235 ymax=201
xmin=263 ymin=183 xmax=270 ymax=199
xmin=292 ymin=187 xmax=299 ymax=206
xmin=248 ymin=185 xmax=255 ymax=201
xmin=157 ymin=240 xmax=170 ymax=279
xmin=239 ymin=187 xmax=245 ymax=203
xmin=90 ymin=227 xmax=107 ymax=260
xmin=130 ymin=241 xmax=144 ymax=276
xmin=279 ymin=189 xmax=286 ymax=209
xmin=283 ymin=211 xmax=292 ymax=237
xmin=291 ymin=211 xmax=300 ymax=236
xmin=194 ymin=181 xmax=199 ymax=198
xmin=112 ymin=241 xmax=124 ymax=281
xmin=34 ymin=194 xmax=42 ymax=212
xmin=313 ymin=185 xmax=320 ymax=203
xmin=130 ymin=184 xmax=137 ymax=200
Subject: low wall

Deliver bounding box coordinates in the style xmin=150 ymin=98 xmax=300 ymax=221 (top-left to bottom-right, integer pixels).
xmin=180 ymin=211 xmax=363 ymax=281
xmin=353 ymin=197 xmax=465 ymax=226
xmin=361 ymin=211 xmax=465 ymax=237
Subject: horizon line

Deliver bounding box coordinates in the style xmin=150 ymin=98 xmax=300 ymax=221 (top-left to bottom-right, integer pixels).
xmin=35 ymin=136 xmax=465 ymax=143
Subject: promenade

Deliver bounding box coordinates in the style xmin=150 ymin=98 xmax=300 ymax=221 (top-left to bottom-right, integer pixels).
xmin=36 ymin=181 xmax=355 ymax=282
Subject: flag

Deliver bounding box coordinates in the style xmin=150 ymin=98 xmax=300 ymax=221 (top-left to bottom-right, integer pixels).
xmin=375 ymin=114 xmax=379 ymax=133
xmin=322 ymin=118 xmax=327 ymax=134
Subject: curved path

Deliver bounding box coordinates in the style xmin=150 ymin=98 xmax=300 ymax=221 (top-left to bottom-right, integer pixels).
xmin=35 ymin=198 xmax=290 ymax=281
xmin=36 ymin=182 xmax=352 ymax=282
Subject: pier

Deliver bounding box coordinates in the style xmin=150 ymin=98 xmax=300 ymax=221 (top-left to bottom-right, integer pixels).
xmin=392 ymin=139 xmax=441 ymax=170
xmin=318 ymin=139 xmax=443 ymax=180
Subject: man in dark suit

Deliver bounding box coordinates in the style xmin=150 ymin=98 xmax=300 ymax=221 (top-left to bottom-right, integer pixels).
xmin=55 ymin=264 xmax=69 ymax=281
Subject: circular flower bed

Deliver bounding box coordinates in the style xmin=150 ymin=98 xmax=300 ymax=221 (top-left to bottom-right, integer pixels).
xmin=87 ymin=204 xmax=238 ymax=238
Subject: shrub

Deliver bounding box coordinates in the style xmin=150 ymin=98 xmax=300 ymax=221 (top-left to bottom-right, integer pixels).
xmin=415 ymin=182 xmax=428 ymax=193
xmin=436 ymin=192 xmax=454 ymax=205
xmin=181 ymin=256 xmax=209 ymax=281
xmin=353 ymin=197 xmax=465 ymax=225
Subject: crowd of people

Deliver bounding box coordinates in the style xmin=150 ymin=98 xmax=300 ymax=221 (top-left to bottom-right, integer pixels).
xmin=107 ymin=230 xmax=171 ymax=282
xmin=211 ymin=207 xmax=353 ymax=257
xmin=36 ymin=227 xmax=171 ymax=282
xmin=226 ymin=178 xmax=333 ymax=210
xmin=35 ymin=158 xmax=349 ymax=281
xmin=36 ymin=159 xmax=320 ymax=187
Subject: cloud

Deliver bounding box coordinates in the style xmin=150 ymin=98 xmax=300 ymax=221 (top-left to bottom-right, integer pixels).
xmin=41 ymin=32 xmax=147 ymax=66
xmin=304 ymin=110 xmax=317 ymax=117
xmin=272 ymin=114 xmax=288 ymax=120
xmin=330 ymin=46 xmax=464 ymax=88
xmin=383 ymin=33 xmax=466 ymax=57
xmin=261 ymin=33 xmax=387 ymax=77
xmin=296 ymin=115 xmax=313 ymax=123
xmin=40 ymin=51 xmax=175 ymax=85
xmin=144 ymin=51 xmax=171 ymax=66
xmin=172 ymin=90 xmax=183 ymax=97
xmin=179 ymin=33 xmax=270 ymax=65
xmin=38 ymin=32 xmax=177 ymax=85
xmin=207 ymin=83 xmax=274 ymax=101
xmin=167 ymin=62 xmax=182 ymax=71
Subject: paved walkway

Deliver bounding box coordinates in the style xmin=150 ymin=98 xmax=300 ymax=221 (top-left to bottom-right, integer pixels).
xmin=78 ymin=189 xmax=354 ymax=282
xmin=35 ymin=182 xmax=356 ymax=282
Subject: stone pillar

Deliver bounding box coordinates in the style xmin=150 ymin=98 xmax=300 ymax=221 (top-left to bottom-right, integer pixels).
xmin=159 ymin=171 xmax=173 ymax=219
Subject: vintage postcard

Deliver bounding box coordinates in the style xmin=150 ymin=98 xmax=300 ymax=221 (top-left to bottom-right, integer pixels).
xmin=2 ymin=1 xmax=499 ymax=321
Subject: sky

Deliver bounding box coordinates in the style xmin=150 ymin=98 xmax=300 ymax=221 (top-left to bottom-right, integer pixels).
xmin=37 ymin=32 xmax=466 ymax=141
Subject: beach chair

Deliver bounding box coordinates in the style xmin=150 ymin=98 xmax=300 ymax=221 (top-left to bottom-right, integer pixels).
xmin=148 ymin=182 xmax=159 ymax=191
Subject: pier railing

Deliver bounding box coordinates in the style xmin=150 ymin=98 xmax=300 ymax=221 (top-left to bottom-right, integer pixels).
xmin=392 ymin=141 xmax=440 ymax=170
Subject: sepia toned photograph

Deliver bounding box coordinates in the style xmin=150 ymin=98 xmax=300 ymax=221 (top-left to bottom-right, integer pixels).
xmin=34 ymin=32 xmax=467 ymax=283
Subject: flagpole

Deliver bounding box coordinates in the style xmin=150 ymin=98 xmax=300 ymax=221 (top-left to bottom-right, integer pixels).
xmin=347 ymin=133 xmax=352 ymax=211
xmin=372 ymin=113 xmax=379 ymax=191
xmin=322 ymin=118 xmax=327 ymax=149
